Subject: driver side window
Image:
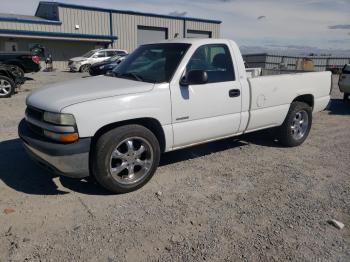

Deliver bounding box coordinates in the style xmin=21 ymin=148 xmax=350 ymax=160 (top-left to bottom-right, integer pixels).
xmin=187 ymin=44 xmax=235 ymax=83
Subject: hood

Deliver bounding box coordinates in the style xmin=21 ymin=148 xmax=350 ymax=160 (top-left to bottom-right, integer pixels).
xmin=69 ymin=57 xmax=87 ymax=62
xmin=26 ymin=76 xmax=154 ymax=112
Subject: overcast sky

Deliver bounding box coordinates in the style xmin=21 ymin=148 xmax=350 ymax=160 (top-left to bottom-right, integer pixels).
xmin=1 ymin=0 xmax=350 ymax=54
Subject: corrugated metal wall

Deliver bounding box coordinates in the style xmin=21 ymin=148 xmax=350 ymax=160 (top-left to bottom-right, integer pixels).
xmin=186 ymin=21 xmax=220 ymax=38
xmin=112 ymin=13 xmax=183 ymax=51
xmin=0 ymin=4 xmax=221 ymax=69
xmin=112 ymin=13 xmax=220 ymax=52
xmin=58 ymin=7 xmax=110 ymax=35
xmin=0 ymin=37 xmax=98 ymax=69
xmin=0 ymin=11 xmax=220 ymax=53
xmin=0 ymin=7 xmax=111 ymax=37
xmin=0 ymin=21 xmax=60 ymax=33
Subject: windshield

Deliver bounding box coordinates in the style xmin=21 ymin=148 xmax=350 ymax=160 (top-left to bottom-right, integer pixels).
xmin=343 ymin=64 xmax=350 ymax=74
xmin=112 ymin=43 xmax=191 ymax=83
xmin=82 ymin=50 xmax=96 ymax=58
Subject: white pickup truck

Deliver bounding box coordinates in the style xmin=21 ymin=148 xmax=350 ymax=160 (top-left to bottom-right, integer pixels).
xmin=19 ymin=39 xmax=331 ymax=193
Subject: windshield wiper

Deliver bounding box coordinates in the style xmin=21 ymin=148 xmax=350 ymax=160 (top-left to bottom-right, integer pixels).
xmin=117 ymin=72 xmax=144 ymax=82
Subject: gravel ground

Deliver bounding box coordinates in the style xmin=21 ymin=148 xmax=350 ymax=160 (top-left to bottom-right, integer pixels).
xmin=0 ymin=71 xmax=349 ymax=262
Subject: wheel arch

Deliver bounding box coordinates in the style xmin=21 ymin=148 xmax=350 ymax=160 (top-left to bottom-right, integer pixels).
xmin=292 ymin=94 xmax=314 ymax=109
xmin=91 ymin=118 xmax=166 ymax=153
xmin=0 ymin=70 xmax=12 ymax=79
xmin=79 ymin=63 xmax=91 ymax=71
xmin=5 ymin=61 xmax=25 ymax=71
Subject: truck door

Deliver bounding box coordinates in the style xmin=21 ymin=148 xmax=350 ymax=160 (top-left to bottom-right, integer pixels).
xmin=171 ymin=44 xmax=242 ymax=148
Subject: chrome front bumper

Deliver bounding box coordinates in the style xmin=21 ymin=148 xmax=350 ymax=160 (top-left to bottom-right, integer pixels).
xmin=19 ymin=119 xmax=90 ymax=178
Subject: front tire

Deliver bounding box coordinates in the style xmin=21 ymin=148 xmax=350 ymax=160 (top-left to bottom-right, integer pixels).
xmin=0 ymin=76 xmax=15 ymax=98
xmin=92 ymin=125 xmax=160 ymax=193
xmin=278 ymin=102 xmax=312 ymax=147
xmin=79 ymin=64 xmax=90 ymax=72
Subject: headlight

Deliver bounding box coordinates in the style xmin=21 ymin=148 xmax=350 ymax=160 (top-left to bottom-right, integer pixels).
xmin=99 ymin=65 xmax=105 ymax=69
xmin=43 ymin=112 xmax=76 ymax=126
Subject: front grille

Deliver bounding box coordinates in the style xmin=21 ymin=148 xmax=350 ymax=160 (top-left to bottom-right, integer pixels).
xmin=27 ymin=121 xmax=43 ymax=136
xmin=25 ymin=107 xmax=45 ymax=137
xmin=25 ymin=106 xmax=43 ymax=121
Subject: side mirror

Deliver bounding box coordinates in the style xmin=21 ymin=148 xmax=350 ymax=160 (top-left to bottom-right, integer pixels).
xmin=180 ymin=70 xmax=208 ymax=86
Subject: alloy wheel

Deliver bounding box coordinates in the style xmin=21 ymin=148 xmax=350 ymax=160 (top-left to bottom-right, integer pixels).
xmin=0 ymin=79 xmax=12 ymax=96
xmin=291 ymin=110 xmax=309 ymax=140
xmin=109 ymin=137 xmax=153 ymax=185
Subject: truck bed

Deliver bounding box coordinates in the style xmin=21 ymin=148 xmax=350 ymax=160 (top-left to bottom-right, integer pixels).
xmin=245 ymin=71 xmax=331 ymax=132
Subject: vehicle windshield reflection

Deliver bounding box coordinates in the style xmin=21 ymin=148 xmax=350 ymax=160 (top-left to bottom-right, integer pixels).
xmin=112 ymin=43 xmax=191 ymax=83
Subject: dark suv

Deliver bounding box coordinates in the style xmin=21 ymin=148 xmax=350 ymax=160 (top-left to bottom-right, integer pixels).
xmin=0 ymin=52 xmax=41 ymax=76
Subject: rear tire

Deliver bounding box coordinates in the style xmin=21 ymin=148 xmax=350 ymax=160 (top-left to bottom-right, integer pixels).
xmin=0 ymin=75 xmax=15 ymax=98
xmin=79 ymin=64 xmax=90 ymax=72
xmin=278 ymin=102 xmax=312 ymax=147
xmin=92 ymin=125 xmax=160 ymax=193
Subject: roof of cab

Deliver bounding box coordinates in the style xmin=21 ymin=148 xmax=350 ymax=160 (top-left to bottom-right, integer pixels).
xmin=147 ymin=38 xmax=237 ymax=48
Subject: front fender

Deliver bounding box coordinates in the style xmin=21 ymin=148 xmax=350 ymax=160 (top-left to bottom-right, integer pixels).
xmin=61 ymin=84 xmax=173 ymax=146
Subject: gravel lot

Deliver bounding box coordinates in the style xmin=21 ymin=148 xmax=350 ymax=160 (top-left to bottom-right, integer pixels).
xmin=0 ymin=71 xmax=349 ymax=261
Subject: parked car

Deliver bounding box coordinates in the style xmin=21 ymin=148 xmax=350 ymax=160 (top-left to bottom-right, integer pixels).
xmin=0 ymin=64 xmax=25 ymax=98
xmin=68 ymin=49 xmax=128 ymax=72
xmin=19 ymin=39 xmax=331 ymax=193
xmin=89 ymin=55 xmax=128 ymax=76
xmin=0 ymin=52 xmax=41 ymax=76
xmin=338 ymin=64 xmax=350 ymax=101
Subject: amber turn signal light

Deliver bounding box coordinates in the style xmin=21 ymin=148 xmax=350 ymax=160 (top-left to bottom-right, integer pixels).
xmin=44 ymin=130 xmax=79 ymax=142
xmin=59 ymin=133 xmax=79 ymax=142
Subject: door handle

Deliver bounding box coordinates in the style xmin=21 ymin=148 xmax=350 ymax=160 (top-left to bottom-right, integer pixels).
xmin=229 ymin=89 xmax=240 ymax=97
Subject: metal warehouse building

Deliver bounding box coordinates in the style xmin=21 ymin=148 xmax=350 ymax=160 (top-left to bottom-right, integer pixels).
xmin=0 ymin=1 xmax=221 ymax=69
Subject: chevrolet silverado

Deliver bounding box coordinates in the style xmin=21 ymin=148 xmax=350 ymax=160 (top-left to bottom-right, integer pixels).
xmin=19 ymin=39 xmax=331 ymax=193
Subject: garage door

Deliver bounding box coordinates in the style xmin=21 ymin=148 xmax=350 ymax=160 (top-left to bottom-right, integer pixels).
xmin=137 ymin=26 xmax=168 ymax=46
xmin=187 ymin=30 xmax=212 ymax=38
